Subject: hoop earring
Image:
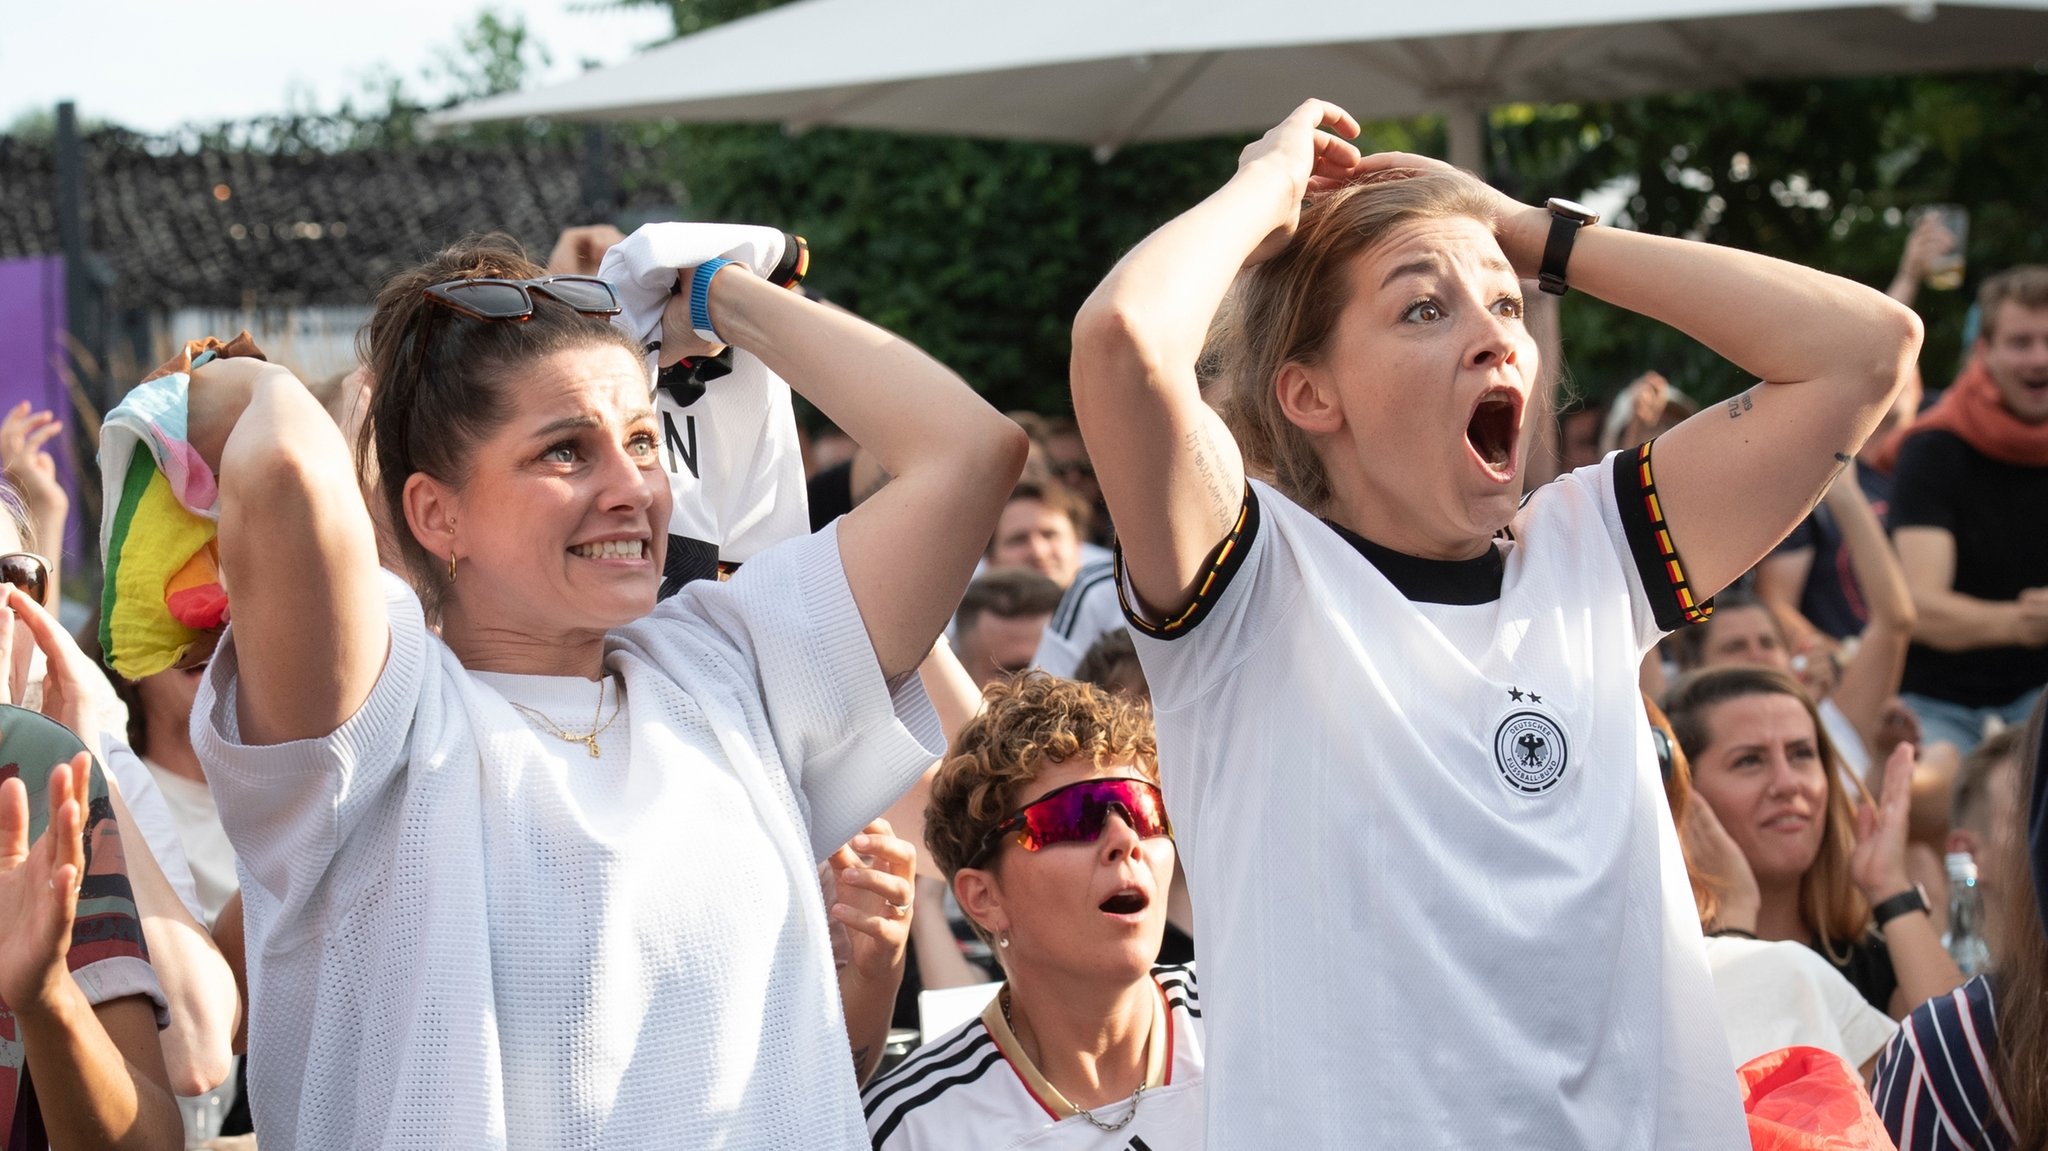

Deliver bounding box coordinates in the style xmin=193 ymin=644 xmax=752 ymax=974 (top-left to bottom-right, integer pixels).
xmin=998 ymin=933 xmax=1010 ymax=949
xmin=448 ymin=554 xmax=458 ymax=582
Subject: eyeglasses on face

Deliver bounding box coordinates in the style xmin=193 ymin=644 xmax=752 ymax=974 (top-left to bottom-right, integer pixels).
xmin=421 ymin=275 xmax=622 ymax=323
xmin=967 ymin=775 xmax=1172 ymax=868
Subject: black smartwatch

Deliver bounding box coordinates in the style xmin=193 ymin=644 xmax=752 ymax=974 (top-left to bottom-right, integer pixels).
xmin=1870 ymin=884 xmax=1930 ymax=929
xmin=1537 ymin=197 xmax=1599 ymax=296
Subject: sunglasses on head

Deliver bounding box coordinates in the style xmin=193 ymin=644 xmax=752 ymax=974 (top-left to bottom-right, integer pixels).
xmin=968 ymin=776 xmax=1172 ymax=868
xmin=422 ymin=275 xmax=622 ymax=323
xmin=0 ymin=552 xmax=49 ymax=605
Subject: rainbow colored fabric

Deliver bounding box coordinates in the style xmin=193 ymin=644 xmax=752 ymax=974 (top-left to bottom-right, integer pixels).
xmin=97 ymin=338 xmax=241 ymax=679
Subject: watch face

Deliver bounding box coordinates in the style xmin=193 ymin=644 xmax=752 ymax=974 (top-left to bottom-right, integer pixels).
xmin=1546 ymin=197 xmax=1600 ymax=226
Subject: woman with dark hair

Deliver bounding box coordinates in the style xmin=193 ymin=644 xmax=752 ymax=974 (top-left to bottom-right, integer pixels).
xmin=1070 ymin=97 xmax=1921 ymax=1145
xmin=1646 ymin=695 xmax=1897 ymax=1074
xmin=1873 ymin=694 xmax=2048 ymax=1150
xmin=182 ymin=231 xmax=1025 ymax=1146
xmin=1665 ymin=665 xmax=1964 ymax=1018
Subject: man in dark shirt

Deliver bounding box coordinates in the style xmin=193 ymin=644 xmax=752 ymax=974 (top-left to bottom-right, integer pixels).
xmin=1892 ymin=265 xmax=2048 ymax=751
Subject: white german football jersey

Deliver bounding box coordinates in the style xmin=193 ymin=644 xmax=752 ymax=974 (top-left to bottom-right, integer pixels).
xmin=597 ymin=223 xmax=813 ymax=595
xmin=1118 ymin=444 xmax=1747 ymax=1148
xmin=864 ymin=964 xmax=1206 ymax=1151
xmin=1034 ymin=558 xmax=1125 ymax=678
xmin=651 ymin=350 xmax=810 ymax=594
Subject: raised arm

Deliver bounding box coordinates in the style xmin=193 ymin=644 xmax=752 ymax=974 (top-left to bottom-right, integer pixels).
xmin=700 ymin=270 xmax=1027 ymax=680
xmin=0 ymin=756 xmax=182 ymax=1150
xmin=1821 ymin=479 xmax=1917 ymax=749
xmin=1071 ymin=100 xmax=1362 ymax=615
xmin=1456 ymin=189 xmax=1924 ymax=600
xmin=1752 ymin=546 xmax=1833 ymax=660
xmin=3 ymin=584 xmax=240 ymax=1094
xmin=196 ymin=358 xmax=388 ymax=744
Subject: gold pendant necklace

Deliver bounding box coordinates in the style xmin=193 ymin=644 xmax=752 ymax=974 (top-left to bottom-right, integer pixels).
xmin=508 ymin=675 xmax=621 ymax=758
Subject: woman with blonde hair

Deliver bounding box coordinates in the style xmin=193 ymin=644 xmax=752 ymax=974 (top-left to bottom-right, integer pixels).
xmin=1070 ymin=96 xmax=1921 ymax=1145
xmin=1664 ymin=665 xmax=1964 ymax=1019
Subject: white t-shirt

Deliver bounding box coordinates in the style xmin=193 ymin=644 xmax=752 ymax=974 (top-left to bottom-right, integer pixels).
xmin=98 ymin=733 xmax=204 ymax=922
xmin=142 ymin=761 xmax=239 ymax=927
xmin=1703 ymin=934 xmax=1897 ymax=1069
xmin=865 ymin=964 xmax=1205 ymax=1150
xmin=1120 ymin=452 xmax=1749 ymax=1148
xmin=1032 ymin=558 xmax=1123 ymax=679
xmin=195 ymin=525 xmax=942 ymax=1150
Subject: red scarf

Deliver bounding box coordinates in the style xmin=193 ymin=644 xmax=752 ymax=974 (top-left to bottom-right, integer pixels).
xmin=1876 ymin=354 xmax=2048 ymax=470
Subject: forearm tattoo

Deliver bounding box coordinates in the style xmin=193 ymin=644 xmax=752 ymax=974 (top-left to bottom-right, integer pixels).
xmin=1724 ymin=389 xmax=1755 ymax=420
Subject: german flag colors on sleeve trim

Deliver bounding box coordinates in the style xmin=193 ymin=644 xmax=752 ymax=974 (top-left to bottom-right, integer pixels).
xmin=1611 ymin=437 xmax=1714 ymax=632
xmin=1115 ymin=485 xmax=1261 ymax=640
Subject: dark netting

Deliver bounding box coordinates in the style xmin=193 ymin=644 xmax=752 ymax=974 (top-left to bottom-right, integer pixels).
xmin=0 ymin=117 xmax=683 ymax=313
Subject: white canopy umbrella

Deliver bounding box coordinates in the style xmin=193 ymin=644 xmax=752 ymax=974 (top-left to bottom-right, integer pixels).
xmin=431 ymin=0 xmax=2048 ymax=168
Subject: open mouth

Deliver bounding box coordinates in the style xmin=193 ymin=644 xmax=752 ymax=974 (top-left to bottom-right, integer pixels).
xmin=569 ymin=538 xmax=648 ymax=560
xmin=1465 ymin=389 xmax=1522 ymax=478
xmin=1098 ymin=889 xmax=1149 ymax=916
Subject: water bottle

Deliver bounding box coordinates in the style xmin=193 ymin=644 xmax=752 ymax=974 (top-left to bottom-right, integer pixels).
xmin=1942 ymin=852 xmax=1991 ymax=977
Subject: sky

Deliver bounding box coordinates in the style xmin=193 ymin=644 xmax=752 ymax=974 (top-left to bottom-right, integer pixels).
xmin=0 ymin=1 xmax=678 ymax=133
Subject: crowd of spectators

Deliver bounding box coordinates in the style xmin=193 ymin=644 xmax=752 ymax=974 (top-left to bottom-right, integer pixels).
xmin=0 ymin=100 xmax=2044 ymax=1151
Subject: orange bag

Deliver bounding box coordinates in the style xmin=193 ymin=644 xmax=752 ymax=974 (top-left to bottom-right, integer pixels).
xmin=1739 ymin=1046 xmax=1895 ymax=1150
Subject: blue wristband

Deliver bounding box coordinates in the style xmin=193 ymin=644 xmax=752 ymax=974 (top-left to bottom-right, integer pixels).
xmin=688 ymin=257 xmax=734 ymax=344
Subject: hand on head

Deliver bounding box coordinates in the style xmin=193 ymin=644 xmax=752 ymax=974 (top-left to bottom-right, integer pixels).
xmin=1684 ymin=794 xmax=1761 ymax=932
xmin=187 ymin=356 xmax=306 ymax=475
xmin=1235 ymin=101 xmax=1544 ymax=274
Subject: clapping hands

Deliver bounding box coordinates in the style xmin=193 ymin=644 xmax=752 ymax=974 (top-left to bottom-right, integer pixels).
xmin=0 ymin=752 xmax=93 ymax=1016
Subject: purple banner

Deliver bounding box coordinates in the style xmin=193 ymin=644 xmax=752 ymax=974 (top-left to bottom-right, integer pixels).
xmin=0 ymin=256 xmax=82 ymax=569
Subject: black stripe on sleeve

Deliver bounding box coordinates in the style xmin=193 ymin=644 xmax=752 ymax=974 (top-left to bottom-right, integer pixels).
xmin=868 ymin=1047 xmax=1008 ymax=1148
xmin=1609 ymin=438 xmax=1713 ymax=632
xmin=1116 ymin=485 xmax=1260 ymax=641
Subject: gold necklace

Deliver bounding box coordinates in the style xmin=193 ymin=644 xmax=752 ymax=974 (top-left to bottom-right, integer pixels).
xmin=507 ymin=676 xmax=622 ymax=758
xmin=1000 ymin=986 xmax=1150 ymax=1133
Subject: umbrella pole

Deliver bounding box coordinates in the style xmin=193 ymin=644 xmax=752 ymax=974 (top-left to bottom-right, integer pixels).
xmin=1446 ymin=104 xmax=1487 ymax=174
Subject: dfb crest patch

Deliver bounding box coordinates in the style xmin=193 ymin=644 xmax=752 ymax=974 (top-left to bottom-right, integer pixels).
xmin=1494 ymin=710 xmax=1569 ymax=795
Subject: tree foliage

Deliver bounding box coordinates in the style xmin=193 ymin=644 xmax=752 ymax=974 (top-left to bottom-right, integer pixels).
xmin=1500 ymin=71 xmax=2048 ymax=405
xmin=585 ymin=0 xmax=2047 ymax=411
xmin=144 ymin=0 xmax=2045 ymax=415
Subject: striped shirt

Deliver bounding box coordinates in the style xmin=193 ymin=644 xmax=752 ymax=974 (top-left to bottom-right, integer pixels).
xmin=1873 ymin=975 xmax=2016 ymax=1150
xmin=1033 ymin=558 xmax=1123 ymax=679
xmin=864 ymin=964 xmax=1204 ymax=1150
